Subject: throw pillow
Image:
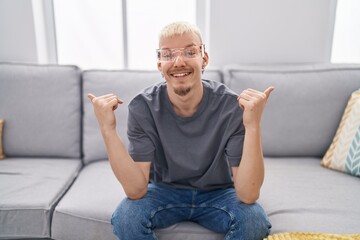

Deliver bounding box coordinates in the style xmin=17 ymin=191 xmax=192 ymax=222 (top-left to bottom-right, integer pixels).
xmin=322 ymin=90 xmax=360 ymax=177
xmin=0 ymin=119 xmax=5 ymax=159
xmin=264 ymin=232 xmax=360 ymax=240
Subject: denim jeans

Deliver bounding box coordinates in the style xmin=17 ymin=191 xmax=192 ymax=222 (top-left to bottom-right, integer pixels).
xmin=111 ymin=183 xmax=271 ymax=240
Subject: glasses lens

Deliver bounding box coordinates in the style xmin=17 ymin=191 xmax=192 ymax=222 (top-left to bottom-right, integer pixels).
xmin=184 ymin=47 xmax=200 ymax=59
xmin=157 ymin=45 xmax=203 ymax=62
xmin=161 ymin=50 xmax=173 ymax=61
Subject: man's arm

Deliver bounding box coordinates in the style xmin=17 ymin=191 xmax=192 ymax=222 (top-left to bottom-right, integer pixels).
xmin=232 ymin=87 xmax=274 ymax=204
xmin=88 ymin=93 xmax=150 ymax=200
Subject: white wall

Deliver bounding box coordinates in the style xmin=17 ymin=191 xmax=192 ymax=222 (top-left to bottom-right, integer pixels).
xmin=0 ymin=0 xmax=38 ymax=63
xmin=208 ymin=0 xmax=337 ymax=67
xmin=0 ymin=0 xmax=337 ymax=67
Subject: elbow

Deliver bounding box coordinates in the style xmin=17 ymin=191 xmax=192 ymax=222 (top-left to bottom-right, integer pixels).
xmin=125 ymin=187 xmax=148 ymax=200
xmin=240 ymin=197 xmax=258 ymax=205
xmin=236 ymin=191 xmax=260 ymax=205
xmin=127 ymin=193 xmax=145 ymax=200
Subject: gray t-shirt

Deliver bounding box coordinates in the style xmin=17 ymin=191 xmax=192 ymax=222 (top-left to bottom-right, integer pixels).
xmin=127 ymin=80 xmax=245 ymax=190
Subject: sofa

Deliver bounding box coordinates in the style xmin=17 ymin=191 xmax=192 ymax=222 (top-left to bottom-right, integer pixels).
xmin=0 ymin=62 xmax=359 ymax=240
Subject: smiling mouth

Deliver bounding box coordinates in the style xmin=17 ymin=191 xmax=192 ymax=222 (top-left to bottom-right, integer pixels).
xmin=171 ymin=72 xmax=191 ymax=78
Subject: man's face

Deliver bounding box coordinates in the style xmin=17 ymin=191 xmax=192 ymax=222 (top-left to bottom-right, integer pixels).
xmin=157 ymin=32 xmax=208 ymax=97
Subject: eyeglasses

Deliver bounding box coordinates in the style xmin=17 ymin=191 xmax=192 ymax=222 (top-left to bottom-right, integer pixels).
xmin=156 ymin=44 xmax=205 ymax=62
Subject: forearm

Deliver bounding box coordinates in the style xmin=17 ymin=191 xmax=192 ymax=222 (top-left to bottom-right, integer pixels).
xmin=102 ymin=129 xmax=148 ymax=199
xmin=234 ymin=86 xmax=273 ymax=204
xmin=234 ymin=127 xmax=264 ymax=204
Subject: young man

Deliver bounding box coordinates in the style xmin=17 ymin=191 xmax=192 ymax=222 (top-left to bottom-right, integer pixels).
xmin=88 ymin=21 xmax=273 ymax=240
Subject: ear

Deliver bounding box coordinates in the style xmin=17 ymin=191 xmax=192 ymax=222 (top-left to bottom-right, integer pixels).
xmin=157 ymin=62 xmax=165 ymax=78
xmin=202 ymin=52 xmax=209 ymax=69
xmin=157 ymin=61 xmax=162 ymax=71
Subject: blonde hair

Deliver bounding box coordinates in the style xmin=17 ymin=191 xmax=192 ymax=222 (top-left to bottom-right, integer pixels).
xmin=159 ymin=21 xmax=203 ymax=43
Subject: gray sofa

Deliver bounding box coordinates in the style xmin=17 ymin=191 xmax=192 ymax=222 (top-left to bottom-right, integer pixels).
xmin=0 ymin=62 xmax=359 ymax=240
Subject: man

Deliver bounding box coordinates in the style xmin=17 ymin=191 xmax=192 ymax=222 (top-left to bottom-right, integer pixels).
xmin=88 ymin=21 xmax=273 ymax=240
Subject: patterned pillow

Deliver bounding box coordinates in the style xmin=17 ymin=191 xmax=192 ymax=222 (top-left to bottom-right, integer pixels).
xmin=322 ymin=90 xmax=360 ymax=177
xmin=0 ymin=119 xmax=5 ymax=160
xmin=264 ymin=232 xmax=360 ymax=240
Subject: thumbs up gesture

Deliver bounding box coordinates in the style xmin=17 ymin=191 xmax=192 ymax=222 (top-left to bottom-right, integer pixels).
xmin=237 ymin=87 xmax=274 ymax=129
xmin=87 ymin=93 xmax=124 ymax=132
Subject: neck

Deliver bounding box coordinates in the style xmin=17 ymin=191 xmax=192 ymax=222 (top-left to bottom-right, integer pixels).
xmin=168 ymin=83 xmax=203 ymax=117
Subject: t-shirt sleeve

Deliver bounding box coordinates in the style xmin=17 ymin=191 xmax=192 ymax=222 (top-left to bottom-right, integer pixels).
xmin=127 ymin=101 xmax=156 ymax=162
xmin=225 ymin=118 xmax=245 ymax=167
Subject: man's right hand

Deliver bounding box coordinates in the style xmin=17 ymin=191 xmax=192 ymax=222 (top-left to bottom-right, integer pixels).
xmin=87 ymin=93 xmax=124 ymax=132
xmin=88 ymin=93 xmax=150 ymax=199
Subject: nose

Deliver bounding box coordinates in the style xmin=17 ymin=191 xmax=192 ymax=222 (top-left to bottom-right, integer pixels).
xmin=173 ymin=52 xmax=186 ymax=66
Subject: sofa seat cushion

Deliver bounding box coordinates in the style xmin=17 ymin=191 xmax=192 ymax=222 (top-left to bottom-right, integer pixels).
xmin=260 ymin=157 xmax=360 ymax=234
xmin=52 ymin=161 xmax=224 ymax=240
xmin=0 ymin=158 xmax=82 ymax=239
xmin=52 ymin=161 xmax=122 ymax=240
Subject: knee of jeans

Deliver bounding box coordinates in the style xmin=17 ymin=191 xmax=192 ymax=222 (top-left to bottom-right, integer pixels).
xmin=113 ymin=199 xmax=141 ymax=223
xmin=229 ymin=203 xmax=271 ymax=239
xmin=111 ymin=204 xmax=125 ymax=238
xmin=111 ymin=198 xmax=152 ymax=235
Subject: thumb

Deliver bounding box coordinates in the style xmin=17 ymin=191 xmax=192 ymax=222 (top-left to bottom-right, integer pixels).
xmin=117 ymin=98 xmax=124 ymax=104
xmin=87 ymin=93 xmax=96 ymax=101
xmin=264 ymin=86 xmax=275 ymax=99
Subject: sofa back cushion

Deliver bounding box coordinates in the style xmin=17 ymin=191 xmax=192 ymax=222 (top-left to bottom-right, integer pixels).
xmin=224 ymin=64 xmax=360 ymax=157
xmin=0 ymin=63 xmax=82 ymax=158
xmin=82 ymin=69 xmax=223 ymax=164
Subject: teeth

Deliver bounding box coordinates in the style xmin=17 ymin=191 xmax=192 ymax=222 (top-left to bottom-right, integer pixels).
xmin=172 ymin=73 xmax=189 ymax=77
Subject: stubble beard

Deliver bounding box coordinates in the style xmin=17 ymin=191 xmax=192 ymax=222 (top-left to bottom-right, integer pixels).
xmin=174 ymin=87 xmax=191 ymax=96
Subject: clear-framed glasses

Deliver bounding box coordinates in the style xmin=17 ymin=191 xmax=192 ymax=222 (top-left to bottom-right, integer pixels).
xmin=156 ymin=44 xmax=205 ymax=62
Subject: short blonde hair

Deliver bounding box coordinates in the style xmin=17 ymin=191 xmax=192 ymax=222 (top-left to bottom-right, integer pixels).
xmin=159 ymin=21 xmax=203 ymax=43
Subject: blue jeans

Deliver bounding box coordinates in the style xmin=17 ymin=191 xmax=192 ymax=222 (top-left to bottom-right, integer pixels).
xmin=111 ymin=183 xmax=271 ymax=240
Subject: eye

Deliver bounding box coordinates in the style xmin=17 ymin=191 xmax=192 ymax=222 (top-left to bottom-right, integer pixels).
xmin=184 ymin=48 xmax=198 ymax=57
xmin=161 ymin=50 xmax=173 ymax=60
